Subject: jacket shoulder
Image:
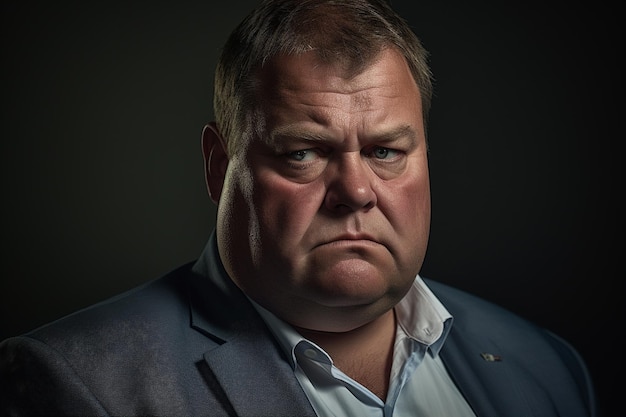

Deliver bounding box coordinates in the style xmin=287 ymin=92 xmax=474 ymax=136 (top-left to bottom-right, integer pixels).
xmin=0 ymin=262 xmax=225 ymax=416
xmin=424 ymin=278 xmax=598 ymax=416
xmin=30 ymin=262 xmax=193 ymax=338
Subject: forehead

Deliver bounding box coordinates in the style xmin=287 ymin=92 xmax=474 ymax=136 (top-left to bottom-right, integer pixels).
xmin=249 ymin=48 xmax=424 ymax=152
xmin=256 ymin=48 xmax=419 ymax=111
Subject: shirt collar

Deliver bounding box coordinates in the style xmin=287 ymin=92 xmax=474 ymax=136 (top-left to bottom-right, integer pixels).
xmin=250 ymin=298 xmax=312 ymax=369
xmin=250 ymin=275 xmax=453 ymax=368
xmin=395 ymin=275 xmax=453 ymax=357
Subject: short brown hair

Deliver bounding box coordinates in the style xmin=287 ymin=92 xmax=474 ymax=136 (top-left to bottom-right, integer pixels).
xmin=213 ymin=0 xmax=433 ymax=155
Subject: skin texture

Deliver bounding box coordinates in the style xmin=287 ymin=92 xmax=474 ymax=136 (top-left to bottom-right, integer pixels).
xmin=203 ymin=47 xmax=430 ymax=334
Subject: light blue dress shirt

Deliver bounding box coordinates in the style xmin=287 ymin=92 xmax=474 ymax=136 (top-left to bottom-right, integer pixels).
xmin=252 ymin=275 xmax=477 ymax=417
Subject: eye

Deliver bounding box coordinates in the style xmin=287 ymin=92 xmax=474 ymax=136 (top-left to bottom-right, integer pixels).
xmin=371 ymin=146 xmax=400 ymax=159
xmin=287 ymin=149 xmax=317 ymax=162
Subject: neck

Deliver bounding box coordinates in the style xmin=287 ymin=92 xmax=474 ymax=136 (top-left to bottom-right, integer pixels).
xmin=295 ymin=309 xmax=397 ymax=400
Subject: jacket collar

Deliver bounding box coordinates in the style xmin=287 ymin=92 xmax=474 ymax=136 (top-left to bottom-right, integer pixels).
xmin=187 ymin=231 xmax=316 ymax=417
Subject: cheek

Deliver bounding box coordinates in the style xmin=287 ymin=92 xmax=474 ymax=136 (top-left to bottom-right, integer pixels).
xmin=381 ymin=169 xmax=431 ymax=236
xmin=382 ymin=173 xmax=431 ymax=275
xmin=253 ymin=173 xmax=326 ymax=240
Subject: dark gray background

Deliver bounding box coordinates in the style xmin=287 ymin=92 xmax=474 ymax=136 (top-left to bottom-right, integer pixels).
xmin=2 ymin=1 xmax=622 ymax=415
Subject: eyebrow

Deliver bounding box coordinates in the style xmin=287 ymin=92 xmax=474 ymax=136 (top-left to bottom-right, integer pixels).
xmin=366 ymin=125 xmax=418 ymax=144
xmin=269 ymin=125 xmax=331 ymax=146
xmin=268 ymin=124 xmax=418 ymax=149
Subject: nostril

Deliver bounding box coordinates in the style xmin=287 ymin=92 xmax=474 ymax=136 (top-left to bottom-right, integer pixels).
xmin=324 ymin=184 xmax=377 ymax=213
xmin=323 ymin=155 xmax=377 ymax=213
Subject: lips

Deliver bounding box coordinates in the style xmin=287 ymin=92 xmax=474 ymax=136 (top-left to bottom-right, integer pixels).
xmin=334 ymin=233 xmax=377 ymax=242
xmin=315 ymin=233 xmax=382 ymax=248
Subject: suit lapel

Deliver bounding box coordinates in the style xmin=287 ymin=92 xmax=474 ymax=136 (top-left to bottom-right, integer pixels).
xmin=440 ymin=318 xmax=563 ymax=417
xmin=203 ymin=328 xmax=316 ymax=417
xmin=439 ymin=326 xmax=508 ymax=417
xmin=187 ymin=234 xmax=316 ymax=417
xmin=192 ymin=289 xmax=316 ymax=416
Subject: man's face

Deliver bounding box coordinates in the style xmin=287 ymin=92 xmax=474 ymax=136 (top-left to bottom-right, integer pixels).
xmin=213 ymin=48 xmax=430 ymax=332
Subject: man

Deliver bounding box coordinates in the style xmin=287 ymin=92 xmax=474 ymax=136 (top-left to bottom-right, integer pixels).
xmin=0 ymin=1 xmax=597 ymax=416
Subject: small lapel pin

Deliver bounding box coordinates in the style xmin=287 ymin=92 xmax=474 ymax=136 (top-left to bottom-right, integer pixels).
xmin=480 ymin=352 xmax=502 ymax=362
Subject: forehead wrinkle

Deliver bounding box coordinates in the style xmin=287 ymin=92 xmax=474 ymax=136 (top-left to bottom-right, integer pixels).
xmin=351 ymin=91 xmax=372 ymax=110
xmin=269 ymin=123 xmax=331 ymax=143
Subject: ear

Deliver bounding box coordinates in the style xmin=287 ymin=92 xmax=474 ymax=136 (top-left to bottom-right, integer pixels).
xmin=201 ymin=122 xmax=229 ymax=204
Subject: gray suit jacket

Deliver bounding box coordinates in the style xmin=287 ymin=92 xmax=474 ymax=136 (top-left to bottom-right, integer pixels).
xmin=0 ymin=233 xmax=597 ymax=416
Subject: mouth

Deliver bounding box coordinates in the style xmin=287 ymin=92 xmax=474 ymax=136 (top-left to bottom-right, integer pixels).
xmin=315 ymin=233 xmax=382 ymax=249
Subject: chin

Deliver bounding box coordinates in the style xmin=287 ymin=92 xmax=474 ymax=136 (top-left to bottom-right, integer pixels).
xmin=294 ymin=303 xmax=393 ymax=333
xmin=308 ymin=259 xmax=410 ymax=299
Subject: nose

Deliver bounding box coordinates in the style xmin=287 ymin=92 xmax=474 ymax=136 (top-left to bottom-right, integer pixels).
xmin=324 ymin=152 xmax=377 ymax=214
